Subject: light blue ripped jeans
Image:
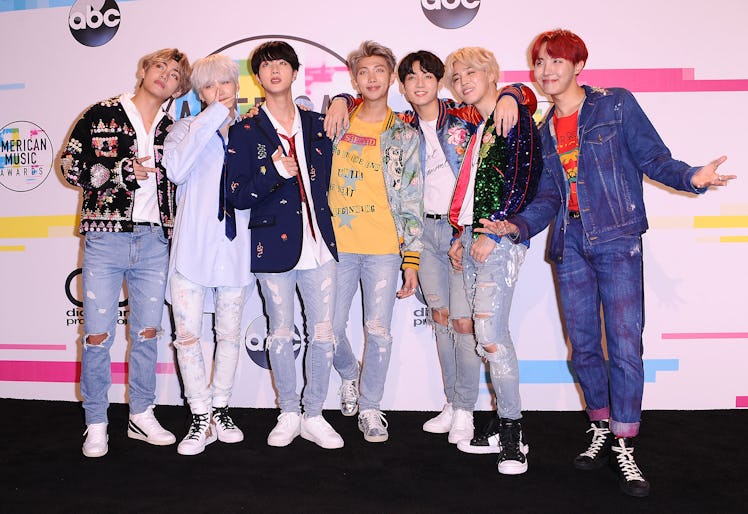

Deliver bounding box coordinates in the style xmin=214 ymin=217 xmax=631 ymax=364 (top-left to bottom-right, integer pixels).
xmin=80 ymin=226 xmax=169 ymax=425
xmin=170 ymin=271 xmax=250 ymax=414
xmin=419 ymin=215 xmax=481 ymax=411
xmin=461 ymin=229 xmax=526 ymax=420
xmin=333 ymin=252 xmax=401 ymax=412
xmin=257 ymin=259 xmax=336 ymax=418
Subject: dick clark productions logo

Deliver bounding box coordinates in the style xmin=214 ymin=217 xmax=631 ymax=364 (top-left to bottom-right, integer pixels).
xmin=68 ymin=0 xmax=121 ymax=47
xmin=421 ymin=0 xmax=481 ymax=29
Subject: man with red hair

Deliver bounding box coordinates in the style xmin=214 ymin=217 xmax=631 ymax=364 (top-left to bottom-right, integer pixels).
xmin=480 ymin=29 xmax=734 ymax=496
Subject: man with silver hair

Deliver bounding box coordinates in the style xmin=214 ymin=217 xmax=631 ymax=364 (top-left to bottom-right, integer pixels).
xmin=164 ymin=54 xmax=255 ymax=456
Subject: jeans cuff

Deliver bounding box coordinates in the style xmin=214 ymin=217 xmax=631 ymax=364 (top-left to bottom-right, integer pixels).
xmin=610 ymin=420 xmax=640 ymax=438
xmin=586 ymin=406 xmax=610 ymax=422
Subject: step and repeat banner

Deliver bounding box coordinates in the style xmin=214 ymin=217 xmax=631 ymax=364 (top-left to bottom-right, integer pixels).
xmin=1 ymin=0 xmax=746 ymax=412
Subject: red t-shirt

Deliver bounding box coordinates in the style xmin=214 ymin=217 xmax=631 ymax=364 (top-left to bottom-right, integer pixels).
xmin=554 ymin=110 xmax=580 ymax=212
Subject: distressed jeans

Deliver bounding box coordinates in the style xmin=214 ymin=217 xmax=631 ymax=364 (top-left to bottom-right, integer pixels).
xmin=461 ymin=229 xmax=526 ymax=420
xmin=556 ymin=218 xmax=645 ymax=437
xmin=419 ymin=216 xmax=481 ymax=411
xmin=80 ymin=226 xmax=169 ymax=425
xmin=170 ymin=271 xmax=249 ymax=414
xmin=257 ymin=259 xmax=336 ymax=417
xmin=333 ymin=252 xmax=400 ymax=412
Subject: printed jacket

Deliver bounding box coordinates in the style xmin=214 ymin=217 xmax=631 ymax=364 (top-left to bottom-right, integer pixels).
xmin=509 ymin=85 xmax=705 ymax=262
xmin=225 ymin=108 xmax=337 ymax=273
xmin=60 ymin=96 xmax=177 ymax=236
xmin=337 ymin=106 xmax=424 ymax=268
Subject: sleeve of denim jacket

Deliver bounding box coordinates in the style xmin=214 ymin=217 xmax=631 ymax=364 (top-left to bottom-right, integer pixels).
xmin=163 ymin=102 xmax=229 ymax=185
xmin=394 ymin=127 xmax=424 ymax=266
xmin=225 ymin=121 xmax=289 ymax=210
xmin=619 ymin=89 xmax=702 ymax=193
xmin=509 ymin=166 xmax=563 ymax=243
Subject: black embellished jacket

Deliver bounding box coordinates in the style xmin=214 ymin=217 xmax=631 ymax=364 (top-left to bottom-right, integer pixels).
xmin=61 ymin=96 xmax=177 ymax=237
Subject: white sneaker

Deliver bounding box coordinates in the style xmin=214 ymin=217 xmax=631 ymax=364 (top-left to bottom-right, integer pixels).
xmin=177 ymin=413 xmax=217 ymax=456
xmin=267 ymin=412 xmax=301 ymax=447
xmin=339 ymin=378 xmax=359 ymax=417
xmin=301 ymin=415 xmax=344 ymax=449
xmin=358 ymin=409 xmax=388 ymax=443
xmin=423 ymin=403 xmax=454 ymax=433
xmin=448 ymin=409 xmax=474 ymax=444
xmin=211 ymin=406 xmax=244 ymax=444
xmin=82 ymin=422 xmax=108 ymax=458
xmin=128 ymin=405 xmax=176 ymax=446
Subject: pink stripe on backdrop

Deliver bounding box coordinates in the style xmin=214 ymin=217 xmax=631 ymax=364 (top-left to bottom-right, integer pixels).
xmin=501 ymin=69 xmax=748 ymax=93
xmin=0 ymin=344 xmax=67 ymax=350
xmin=736 ymin=397 xmax=748 ymax=408
xmin=661 ymin=332 xmax=748 ymax=340
xmin=0 ymin=361 xmax=176 ymax=383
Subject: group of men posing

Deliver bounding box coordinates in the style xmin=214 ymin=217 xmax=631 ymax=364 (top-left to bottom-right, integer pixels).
xmin=61 ymin=29 xmax=733 ymax=498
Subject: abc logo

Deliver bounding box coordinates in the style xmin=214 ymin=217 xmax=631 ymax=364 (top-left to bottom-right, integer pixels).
xmin=421 ymin=0 xmax=480 ymax=29
xmin=244 ymin=316 xmax=302 ymax=370
xmin=68 ymin=0 xmax=121 ymax=47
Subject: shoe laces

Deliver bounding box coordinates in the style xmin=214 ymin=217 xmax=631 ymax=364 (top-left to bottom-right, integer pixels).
xmin=612 ymin=440 xmax=645 ymax=482
xmin=132 ymin=405 xmax=162 ymax=431
xmin=340 ymin=380 xmax=359 ymax=404
xmin=212 ymin=407 xmax=237 ymax=430
xmin=498 ymin=421 xmax=523 ymax=459
xmin=452 ymin=409 xmax=472 ymax=429
xmin=579 ymin=422 xmax=611 ymax=458
xmin=306 ymin=415 xmax=335 ymax=434
xmin=277 ymin=412 xmax=299 ymax=427
xmin=185 ymin=413 xmax=210 ymax=441
xmin=83 ymin=423 xmax=107 ymax=439
xmin=360 ymin=410 xmax=388 ymax=431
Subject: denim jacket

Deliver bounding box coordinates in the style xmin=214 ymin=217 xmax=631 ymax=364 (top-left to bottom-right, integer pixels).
xmin=510 ymin=85 xmax=705 ymax=263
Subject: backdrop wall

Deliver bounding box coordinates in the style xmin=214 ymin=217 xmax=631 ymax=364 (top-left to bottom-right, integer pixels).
xmin=1 ymin=0 xmax=746 ymax=412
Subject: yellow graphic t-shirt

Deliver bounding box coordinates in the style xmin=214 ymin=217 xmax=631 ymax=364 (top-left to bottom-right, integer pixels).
xmin=329 ymin=115 xmax=399 ymax=255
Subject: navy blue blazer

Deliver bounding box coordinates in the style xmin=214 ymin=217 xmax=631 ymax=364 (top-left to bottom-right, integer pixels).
xmin=225 ymin=109 xmax=337 ymax=273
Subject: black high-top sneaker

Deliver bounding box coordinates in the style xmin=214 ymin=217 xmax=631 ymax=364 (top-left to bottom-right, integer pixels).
xmin=610 ymin=437 xmax=650 ymax=497
xmin=496 ymin=418 xmax=529 ymax=475
xmin=457 ymin=415 xmax=501 ymax=454
xmin=574 ymin=420 xmax=614 ymax=470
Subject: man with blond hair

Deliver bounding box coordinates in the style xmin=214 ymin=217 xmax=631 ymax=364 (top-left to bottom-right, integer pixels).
xmin=61 ymin=48 xmax=191 ymax=458
xmin=445 ymin=46 xmax=543 ymax=474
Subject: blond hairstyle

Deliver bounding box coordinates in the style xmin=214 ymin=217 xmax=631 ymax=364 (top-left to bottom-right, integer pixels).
xmin=443 ymin=47 xmax=500 ymax=98
xmin=190 ymin=54 xmax=239 ymax=94
xmin=347 ymin=40 xmax=397 ymax=74
xmin=138 ymin=48 xmax=191 ymax=96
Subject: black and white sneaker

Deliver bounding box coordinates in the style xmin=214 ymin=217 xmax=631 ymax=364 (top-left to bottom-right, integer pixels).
xmin=457 ymin=415 xmax=502 ymax=454
xmin=178 ymin=412 xmax=217 ymax=456
xmin=128 ymin=405 xmax=176 ymax=446
xmin=574 ymin=420 xmax=613 ymax=470
xmin=611 ymin=437 xmax=650 ymax=497
xmin=212 ymin=406 xmax=244 ymax=443
xmin=496 ymin=418 xmax=529 ymax=475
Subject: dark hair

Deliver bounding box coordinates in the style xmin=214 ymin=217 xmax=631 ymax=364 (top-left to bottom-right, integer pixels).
xmin=249 ymin=41 xmax=300 ymax=75
xmin=530 ymin=29 xmax=588 ymax=65
xmin=397 ymin=50 xmax=444 ymax=83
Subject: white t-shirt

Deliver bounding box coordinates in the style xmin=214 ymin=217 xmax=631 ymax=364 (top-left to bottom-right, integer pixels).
xmin=420 ymin=119 xmax=455 ymax=215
